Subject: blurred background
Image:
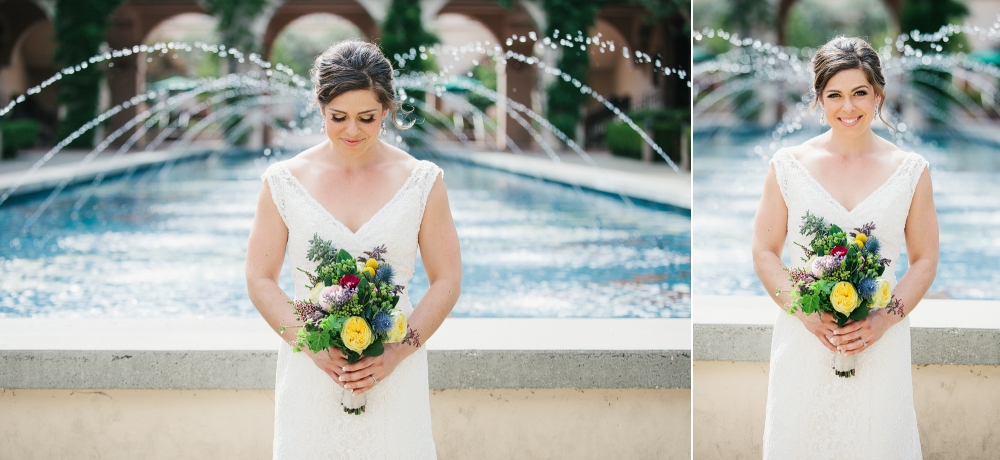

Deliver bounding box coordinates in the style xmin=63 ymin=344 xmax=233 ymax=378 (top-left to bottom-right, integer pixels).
xmin=0 ymin=0 xmax=692 ymax=319
xmin=692 ymin=0 xmax=1000 ymax=300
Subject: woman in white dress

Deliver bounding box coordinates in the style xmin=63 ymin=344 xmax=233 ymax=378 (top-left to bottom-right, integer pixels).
xmin=245 ymin=41 xmax=461 ymax=459
xmin=752 ymin=37 xmax=939 ymax=459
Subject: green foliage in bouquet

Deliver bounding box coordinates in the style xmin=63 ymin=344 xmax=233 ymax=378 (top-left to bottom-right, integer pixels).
xmin=286 ymin=235 xmax=407 ymax=365
xmin=785 ymin=213 xmax=893 ymax=327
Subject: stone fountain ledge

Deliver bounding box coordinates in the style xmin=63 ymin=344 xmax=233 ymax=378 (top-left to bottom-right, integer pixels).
xmin=0 ymin=148 xmax=221 ymax=201
xmin=426 ymin=147 xmax=692 ymax=211
xmin=694 ymin=295 xmax=1000 ymax=364
xmin=0 ymin=317 xmax=691 ymax=390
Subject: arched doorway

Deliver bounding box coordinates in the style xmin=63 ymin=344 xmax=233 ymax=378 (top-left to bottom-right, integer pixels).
xmin=262 ymin=0 xmax=379 ymax=60
xmin=268 ymin=13 xmax=364 ymax=78
xmin=0 ymin=0 xmax=55 ymax=149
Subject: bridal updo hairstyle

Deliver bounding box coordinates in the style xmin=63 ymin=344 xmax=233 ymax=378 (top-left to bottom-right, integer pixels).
xmin=811 ymin=36 xmax=894 ymax=133
xmin=310 ymin=40 xmax=410 ymax=129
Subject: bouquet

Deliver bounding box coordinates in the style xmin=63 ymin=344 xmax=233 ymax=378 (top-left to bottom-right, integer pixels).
xmin=783 ymin=212 xmax=901 ymax=378
xmin=282 ymin=234 xmax=407 ymax=414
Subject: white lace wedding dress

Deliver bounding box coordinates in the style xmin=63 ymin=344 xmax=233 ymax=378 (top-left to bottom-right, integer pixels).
xmin=762 ymin=150 xmax=927 ymax=459
xmin=261 ymin=159 xmax=441 ymax=459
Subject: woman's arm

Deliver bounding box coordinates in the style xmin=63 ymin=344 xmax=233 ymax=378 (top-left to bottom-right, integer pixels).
xmin=245 ymin=179 xmax=350 ymax=384
xmin=341 ymin=175 xmax=462 ymax=393
xmin=834 ymin=167 xmax=938 ymax=354
xmin=245 ymin=180 xmax=297 ymax=342
xmin=753 ymin=163 xmax=839 ymax=352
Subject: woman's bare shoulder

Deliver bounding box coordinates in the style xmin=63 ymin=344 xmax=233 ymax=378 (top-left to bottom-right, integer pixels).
xmin=282 ymin=143 xmax=329 ymax=176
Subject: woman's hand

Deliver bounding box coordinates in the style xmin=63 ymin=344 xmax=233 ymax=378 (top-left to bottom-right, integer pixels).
xmin=830 ymin=309 xmax=895 ymax=356
xmin=796 ymin=310 xmax=840 ymax=352
xmin=305 ymin=348 xmax=350 ymax=388
xmin=338 ymin=344 xmax=406 ymax=395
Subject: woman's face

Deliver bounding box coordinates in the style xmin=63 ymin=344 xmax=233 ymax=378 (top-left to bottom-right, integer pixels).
xmin=322 ymin=89 xmax=387 ymax=156
xmin=820 ymin=68 xmax=881 ymax=135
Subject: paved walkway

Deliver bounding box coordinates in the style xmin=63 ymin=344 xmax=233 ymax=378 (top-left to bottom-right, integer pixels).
xmin=430 ymin=142 xmax=691 ymax=210
xmin=0 ymin=144 xmax=223 ymax=202
xmin=0 ymin=141 xmax=692 ymax=210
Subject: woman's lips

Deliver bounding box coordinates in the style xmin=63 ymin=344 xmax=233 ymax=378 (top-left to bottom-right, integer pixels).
xmin=341 ymin=138 xmax=364 ymax=147
xmin=838 ymin=116 xmax=861 ymax=127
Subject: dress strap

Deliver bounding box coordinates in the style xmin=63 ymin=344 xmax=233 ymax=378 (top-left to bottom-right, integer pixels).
xmin=413 ymin=160 xmax=444 ymax=219
xmin=769 ymin=149 xmax=795 ymax=204
xmin=899 ymin=152 xmax=929 ymax=195
xmin=260 ymin=161 xmax=293 ymax=225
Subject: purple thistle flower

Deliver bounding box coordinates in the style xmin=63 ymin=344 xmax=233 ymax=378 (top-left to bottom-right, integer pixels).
xmin=857 ymin=278 xmax=877 ymax=298
xmin=372 ymin=312 xmax=393 ymax=334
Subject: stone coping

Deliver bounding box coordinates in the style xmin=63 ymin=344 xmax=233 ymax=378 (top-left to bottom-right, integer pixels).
xmin=426 ymin=147 xmax=691 ymax=211
xmin=693 ymin=295 xmax=1000 ymax=365
xmin=0 ymin=149 xmax=214 ymax=202
xmin=0 ymin=318 xmax=690 ymax=390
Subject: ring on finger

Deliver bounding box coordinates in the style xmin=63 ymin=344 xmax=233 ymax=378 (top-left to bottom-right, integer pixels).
xmin=371 ymin=375 xmax=378 ymax=385
xmin=862 ymin=338 xmax=867 ymax=347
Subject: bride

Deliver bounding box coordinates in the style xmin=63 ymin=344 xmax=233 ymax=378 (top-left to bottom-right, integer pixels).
xmin=245 ymin=40 xmax=461 ymax=459
xmin=752 ymin=36 xmax=938 ymax=459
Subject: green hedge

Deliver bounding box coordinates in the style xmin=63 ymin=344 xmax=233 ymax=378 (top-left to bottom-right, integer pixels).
xmin=2 ymin=119 xmax=39 ymax=159
xmin=605 ymin=108 xmax=688 ymax=165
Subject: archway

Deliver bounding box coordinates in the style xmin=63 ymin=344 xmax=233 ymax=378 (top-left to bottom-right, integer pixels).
xmin=777 ymin=0 xmax=901 ymax=45
xmin=268 ymin=13 xmax=364 ymax=78
xmin=435 ymin=0 xmax=540 ymax=148
xmin=263 ymin=0 xmax=379 ymax=60
xmin=584 ymin=19 xmax=659 ymax=148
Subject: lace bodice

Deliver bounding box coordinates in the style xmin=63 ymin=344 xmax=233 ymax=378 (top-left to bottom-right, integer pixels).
xmin=771 ymin=150 xmax=928 ymax=286
xmin=261 ymin=158 xmax=441 ymax=460
xmin=263 ymin=160 xmax=441 ymax=312
xmin=762 ymin=149 xmax=927 ymax=460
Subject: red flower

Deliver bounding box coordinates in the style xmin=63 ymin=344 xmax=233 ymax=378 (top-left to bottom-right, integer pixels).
xmin=830 ymin=246 xmax=848 ymax=257
xmin=339 ymin=275 xmax=360 ymax=288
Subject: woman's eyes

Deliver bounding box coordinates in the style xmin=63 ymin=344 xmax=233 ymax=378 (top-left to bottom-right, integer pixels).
xmin=826 ymin=91 xmax=868 ymax=98
xmin=330 ymin=116 xmax=376 ymax=123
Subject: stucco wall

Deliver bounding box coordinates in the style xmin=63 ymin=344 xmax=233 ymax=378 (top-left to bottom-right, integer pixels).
xmin=0 ymin=388 xmax=690 ymax=460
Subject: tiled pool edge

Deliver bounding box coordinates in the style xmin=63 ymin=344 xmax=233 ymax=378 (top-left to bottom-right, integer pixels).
xmin=0 ymin=318 xmax=691 ymax=390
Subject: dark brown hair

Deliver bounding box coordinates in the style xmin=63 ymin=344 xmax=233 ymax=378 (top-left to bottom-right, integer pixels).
xmin=811 ymin=36 xmax=893 ymax=134
xmin=310 ymin=40 xmax=410 ymax=129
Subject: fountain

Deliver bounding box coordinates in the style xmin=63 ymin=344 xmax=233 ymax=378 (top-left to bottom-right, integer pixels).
xmin=692 ymin=19 xmax=1000 ymax=300
xmin=0 ymin=33 xmax=691 ymax=319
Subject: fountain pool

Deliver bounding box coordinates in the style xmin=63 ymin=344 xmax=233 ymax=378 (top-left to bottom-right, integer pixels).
xmin=0 ymin=150 xmax=690 ymax=318
xmin=693 ymin=131 xmax=1000 ymax=300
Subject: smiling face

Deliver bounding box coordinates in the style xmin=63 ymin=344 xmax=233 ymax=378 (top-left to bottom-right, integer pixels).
xmin=322 ymin=89 xmax=388 ymax=156
xmin=820 ymin=68 xmax=882 ymax=136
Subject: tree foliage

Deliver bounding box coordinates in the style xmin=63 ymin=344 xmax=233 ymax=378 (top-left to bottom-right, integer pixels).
xmin=543 ymin=0 xmax=600 ymax=142
xmin=380 ymin=0 xmax=439 ymax=75
xmin=53 ymin=0 xmax=122 ymax=149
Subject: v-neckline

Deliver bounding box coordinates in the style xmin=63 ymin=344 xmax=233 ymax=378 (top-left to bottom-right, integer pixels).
xmin=787 ymin=153 xmax=910 ymax=214
xmin=280 ymin=162 xmax=424 ymax=236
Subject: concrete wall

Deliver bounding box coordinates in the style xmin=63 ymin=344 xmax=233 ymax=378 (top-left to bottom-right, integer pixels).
xmin=694 ymin=362 xmax=1000 ymax=460
xmin=0 ymin=317 xmax=691 ymax=459
xmin=0 ymin=388 xmax=690 ymax=460
xmin=693 ymin=295 xmax=1000 ymax=460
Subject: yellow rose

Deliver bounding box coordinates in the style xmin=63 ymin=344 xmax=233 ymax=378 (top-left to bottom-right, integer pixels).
xmin=362 ymin=267 xmax=375 ymax=277
xmin=341 ymin=317 xmax=374 ymax=353
xmin=385 ymin=310 xmax=407 ymax=343
xmin=830 ymin=281 xmax=861 ymax=315
xmin=871 ymin=278 xmax=892 ymax=309
xmin=366 ymin=259 xmax=379 ymax=270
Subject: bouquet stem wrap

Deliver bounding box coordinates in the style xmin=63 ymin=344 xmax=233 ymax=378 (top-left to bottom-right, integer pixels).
xmin=342 ymin=388 xmax=366 ymax=415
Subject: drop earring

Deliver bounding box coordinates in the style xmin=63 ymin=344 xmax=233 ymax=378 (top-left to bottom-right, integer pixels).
xmin=320 ymin=122 xmax=326 ymax=134
xmin=380 ymin=121 xmax=387 ymax=137
xmin=819 ymin=113 xmax=825 ymax=125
